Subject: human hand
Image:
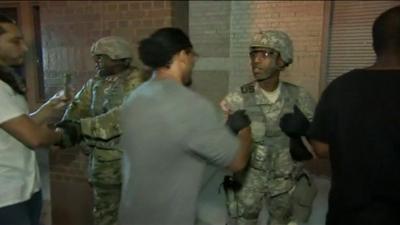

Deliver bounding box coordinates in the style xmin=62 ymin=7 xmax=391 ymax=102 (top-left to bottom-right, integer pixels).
xmin=45 ymin=89 xmax=73 ymax=111
xmin=55 ymin=120 xmax=82 ymax=147
xmin=280 ymin=105 xmax=310 ymax=138
xmin=226 ymin=110 xmax=251 ymax=135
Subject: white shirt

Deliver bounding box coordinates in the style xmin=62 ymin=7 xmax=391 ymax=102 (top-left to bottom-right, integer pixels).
xmin=0 ymin=81 xmax=40 ymax=207
xmin=260 ymin=81 xmax=281 ymax=103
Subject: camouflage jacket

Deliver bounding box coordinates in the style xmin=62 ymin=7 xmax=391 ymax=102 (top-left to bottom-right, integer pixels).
xmin=62 ymin=67 xmax=144 ymax=185
xmin=222 ymin=81 xmax=315 ymax=196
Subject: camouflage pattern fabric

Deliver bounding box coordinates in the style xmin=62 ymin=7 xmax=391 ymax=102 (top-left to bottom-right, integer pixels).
xmin=250 ymin=30 xmax=293 ymax=65
xmin=91 ymin=36 xmax=132 ymax=60
xmin=62 ymin=67 xmax=144 ymax=225
xmin=93 ymin=185 xmax=121 ymax=225
xmin=222 ymin=82 xmax=316 ymax=225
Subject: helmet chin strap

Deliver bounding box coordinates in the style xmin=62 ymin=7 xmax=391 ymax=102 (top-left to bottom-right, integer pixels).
xmin=254 ymin=63 xmax=283 ymax=82
xmin=255 ymin=75 xmax=272 ymax=82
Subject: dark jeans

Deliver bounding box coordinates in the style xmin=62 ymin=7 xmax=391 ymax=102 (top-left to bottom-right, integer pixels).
xmin=0 ymin=190 xmax=42 ymax=225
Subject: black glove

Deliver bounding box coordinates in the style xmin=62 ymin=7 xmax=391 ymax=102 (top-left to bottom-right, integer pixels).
xmin=226 ymin=110 xmax=251 ymax=135
xmin=55 ymin=120 xmax=82 ymax=147
xmin=280 ymin=105 xmax=310 ymax=138
xmin=222 ymin=175 xmax=242 ymax=192
xmin=289 ymin=137 xmax=313 ymax=161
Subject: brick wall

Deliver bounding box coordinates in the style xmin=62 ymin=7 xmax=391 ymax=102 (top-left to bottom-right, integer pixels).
xmin=38 ymin=1 xmax=174 ymax=224
xmin=37 ymin=1 xmax=328 ymax=222
xmin=40 ymin=0 xmax=172 ymax=185
xmin=248 ymin=1 xmax=325 ymax=99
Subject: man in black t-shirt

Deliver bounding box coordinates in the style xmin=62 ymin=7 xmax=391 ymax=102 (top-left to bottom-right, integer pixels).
xmin=308 ymin=6 xmax=400 ymax=225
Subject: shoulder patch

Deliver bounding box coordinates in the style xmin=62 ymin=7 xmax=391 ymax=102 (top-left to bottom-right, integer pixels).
xmin=281 ymin=81 xmax=299 ymax=89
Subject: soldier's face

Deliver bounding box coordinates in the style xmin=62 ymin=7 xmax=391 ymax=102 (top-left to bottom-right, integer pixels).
xmin=249 ymin=47 xmax=280 ymax=81
xmin=0 ymin=23 xmax=28 ymax=66
xmin=93 ymin=54 xmax=116 ymax=76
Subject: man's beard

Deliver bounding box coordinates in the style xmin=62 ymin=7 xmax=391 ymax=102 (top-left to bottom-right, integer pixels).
xmin=183 ymin=77 xmax=192 ymax=87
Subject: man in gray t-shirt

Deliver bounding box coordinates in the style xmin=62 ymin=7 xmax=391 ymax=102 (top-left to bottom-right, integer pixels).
xmin=118 ymin=28 xmax=253 ymax=225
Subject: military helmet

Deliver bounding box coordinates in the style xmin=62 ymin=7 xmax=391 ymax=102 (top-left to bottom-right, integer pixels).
xmin=249 ymin=30 xmax=293 ymax=65
xmin=90 ymin=36 xmax=132 ymax=60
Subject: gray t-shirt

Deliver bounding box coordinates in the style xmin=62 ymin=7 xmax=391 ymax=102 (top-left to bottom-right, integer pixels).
xmin=118 ymin=78 xmax=239 ymax=225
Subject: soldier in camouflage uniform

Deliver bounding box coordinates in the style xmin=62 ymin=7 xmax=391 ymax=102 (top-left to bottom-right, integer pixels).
xmin=220 ymin=31 xmax=317 ymax=225
xmin=61 ymin=36 xmax=145 ymax=225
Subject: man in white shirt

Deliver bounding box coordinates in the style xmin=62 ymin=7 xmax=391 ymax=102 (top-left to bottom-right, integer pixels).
xmin=0 ymin=14 xmax=69 ymax=225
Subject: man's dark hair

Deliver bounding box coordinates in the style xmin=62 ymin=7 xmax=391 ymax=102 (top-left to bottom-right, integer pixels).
xmin=138 ymin=27 xmax=193 ymax=69
xmin=0 ymin=14 xmax=16 ymax=35
xmin=0 ymin=14 xmax=24 ymax=95
xmin=372 ymin=6 xmax=400 ymax=56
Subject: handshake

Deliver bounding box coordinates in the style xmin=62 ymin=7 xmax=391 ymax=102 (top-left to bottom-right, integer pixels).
xmin=55 ymin=120 xmax=82 ymax=148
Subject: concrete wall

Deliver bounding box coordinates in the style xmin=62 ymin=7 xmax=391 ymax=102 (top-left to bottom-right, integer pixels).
xmin=189 ymin=1 xmax=326 ymax=103
xmin=189 ymin=1 xmax=329 ymax=177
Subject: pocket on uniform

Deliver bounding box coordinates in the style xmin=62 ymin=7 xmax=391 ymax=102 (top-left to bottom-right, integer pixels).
xmin=292 ymin=175 xmax=317 ymax=207
xmin=250 ymin=145 xmax=267 ymax=171
xmin=290 ymin=175 xmax=317 ymax=222
xmin=91 ymin=150 xmax=122 ymax=184
xmin=271 ymin=148 xmax=296 ymax=178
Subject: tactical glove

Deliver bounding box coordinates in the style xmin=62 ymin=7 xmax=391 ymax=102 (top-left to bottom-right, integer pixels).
xmin=289 ymin=137 xmax=313 ymax=161
xmin=280 ymin=105 xmax=310 ymax=138
xmin=226 ymin=110 xmax=251 ymax=135
xmin=56 ymin=120 xmax=82 ymax=147
xmin=222 ymin=175 xmax=243 ymax=192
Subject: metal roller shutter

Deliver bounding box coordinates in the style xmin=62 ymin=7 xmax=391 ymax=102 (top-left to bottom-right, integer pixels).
xmin=326 ymin=1 xmax=399 ymax=83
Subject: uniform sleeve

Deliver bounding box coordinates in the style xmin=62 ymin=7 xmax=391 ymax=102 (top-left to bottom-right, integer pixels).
xmin=307 ymin=86 xmax=334 ymax=143
xmin=0 ymin=83 xmax=25 ymax=124
xmin=62 ymin=79 xmax=94 ymax=121
xmin=124 ymin=68 xmax=144 ymax=95
xmin=296 ymin=87 xmax=316 ymax=121
xmin=185 ymin=99 xmax=239 ymax=168
xmin=80 ymin=71 xmax=144 ymax=142
xmin=80 ymin=106 xmax=122 ymax=140
xmin=221 ymin=90 xmax=245 ymax=112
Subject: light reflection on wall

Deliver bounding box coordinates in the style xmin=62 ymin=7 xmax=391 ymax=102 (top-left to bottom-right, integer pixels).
xmin=248 ymin=1 xmax=325 ymax=99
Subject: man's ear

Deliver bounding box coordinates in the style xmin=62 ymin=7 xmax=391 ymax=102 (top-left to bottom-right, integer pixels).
xmin=176 ymin=49 xmax=189 ymax=63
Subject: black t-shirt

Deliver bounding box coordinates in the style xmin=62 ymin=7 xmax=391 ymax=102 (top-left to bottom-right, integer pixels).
xmin=309 ymin=69 xmax=400 ymax=221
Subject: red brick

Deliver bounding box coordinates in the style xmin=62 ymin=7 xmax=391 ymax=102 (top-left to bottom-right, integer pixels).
xmin=141 ymin=19 xmax=153 ymax=27
xmin=153 ymin=1 xmax=165 ymax=9
xmin=39 ymin=0 xmax=174 ymax=185
xmin=107 ymin=4 xmax=117 ymax=12
xmin=141 ymin=1 xmax=152 ymax=10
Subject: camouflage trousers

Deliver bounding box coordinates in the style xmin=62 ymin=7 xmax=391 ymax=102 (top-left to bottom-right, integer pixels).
xmin=225 ymin=168 xmax=316 ymax=225
xmin=92 ymin=184 xmax=121 ymax=225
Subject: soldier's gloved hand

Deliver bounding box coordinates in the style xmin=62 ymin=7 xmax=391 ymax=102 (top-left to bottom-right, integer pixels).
xmin=289 ymin=137 xmax=313 ymax=161
xmin=280 ymin=105 xmax=310 ymax=138
xmin=226 ymin=110 xmax=251 ymax=135
xmin=55 ymin=120 xmax=82 ymax=147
